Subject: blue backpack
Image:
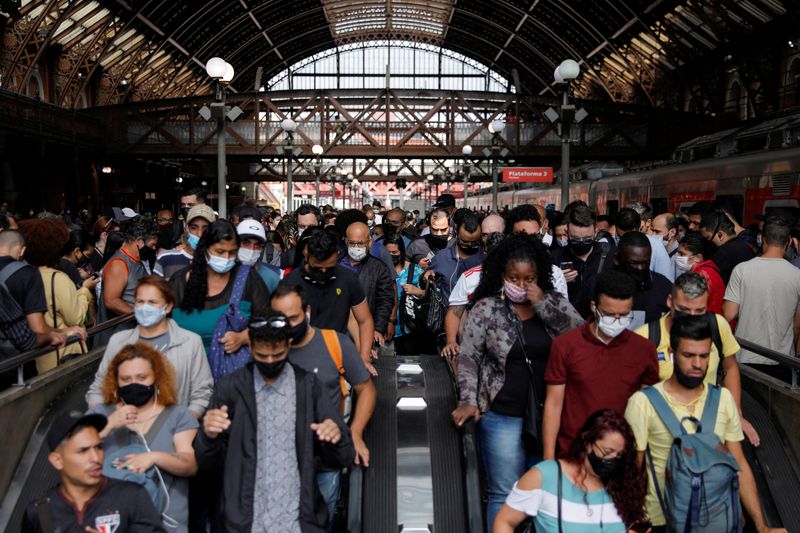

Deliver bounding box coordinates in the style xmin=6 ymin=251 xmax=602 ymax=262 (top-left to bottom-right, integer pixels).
xmin=643 ymin=385 xmax=743 ymax=533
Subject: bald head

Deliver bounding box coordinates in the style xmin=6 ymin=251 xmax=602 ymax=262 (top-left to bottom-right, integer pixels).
xmin=0 ymin=229 xmax=25 ymax=258
xmin=481 ymin=214 xmax=505 ymax=235
xmin=346 ymin=222 xmax=370 ymax=242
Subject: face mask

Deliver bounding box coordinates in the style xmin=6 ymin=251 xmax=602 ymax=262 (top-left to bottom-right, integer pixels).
xmin=75 ymin=253 xmax=89 ymax=268
xmin=426 ymin=234 xmax=448 ymax=251
xmin=503 ymin=280 xmax=528 ymax=304
xmin=457 ymin=241 xmax=481 ymax=256
xmin=255 ymin=359 xmax=287 ymax=379
xmin=619 ymin=264 xmax=649 ymax=287
xmin=180 ymin=207 xmax=189 ymax=219
xmin=756 ymin=235 xmax=762 ymax=249
xmin=134 ymin=304 xmax=167 ymax=328
xmin=662 ymin=237 xmax=671 ymax=248
xmin=557 ymin=238 xmax=568 ymax=248
xmin=673 ymin=357 xmax=706 ymax=389
xmin=348 ymin=246 xmax=367 ymax=262
xmin=207 ymin=253 xmax=236 ymax=274
xmin=391 ymin=254 xmax=402 ymax=266
xmin=238 ymin=248 xmax=260 ymax=266
xmin=303 ymin=267 xmax=336 ymax=286
xmin=541 ymin=232 xmax=553 ymax=247
xmin=569 ymin=239 xmax=593 ymax=257
xmin=588 ymin=451 xmax=623 ymax=484
xmin=594 ymin=308 xmax=630 ymax=339
xmin=118 ymin=383 xmax=155 ymax=407
xmin=187 ymin=233 xmax=200 ymax=250
xmin=675 ymin=255 xmax=692 ymax=274
xmin=288 ymin=318 xmax=309 ymax=344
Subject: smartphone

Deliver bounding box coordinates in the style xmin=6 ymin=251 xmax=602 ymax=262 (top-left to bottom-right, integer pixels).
xmin=559 ymin=261 xmax=574 ymax=271
xmin=630 ymin=521 xmax=652 ymax=533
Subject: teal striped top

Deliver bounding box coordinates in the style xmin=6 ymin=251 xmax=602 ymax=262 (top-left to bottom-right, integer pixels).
xmin=505 ymin=460 xmax=625 ymax=533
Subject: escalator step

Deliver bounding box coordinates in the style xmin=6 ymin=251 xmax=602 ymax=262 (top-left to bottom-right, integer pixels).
xmin=420 ymin=356 xmax=467 ymax=533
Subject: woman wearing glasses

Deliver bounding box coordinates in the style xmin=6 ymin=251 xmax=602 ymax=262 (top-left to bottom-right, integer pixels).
xmin=451 ymin=233 xmax=584 ymax=531
xmin=494 ymin=410 xmax=648 ymax=533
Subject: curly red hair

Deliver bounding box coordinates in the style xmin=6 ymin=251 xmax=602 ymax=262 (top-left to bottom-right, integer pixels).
xmin=18 ymin=218 xmax=69 ymax=267
xmin=101 ymin=342 xmax=177 ymax=406
xmin=564 ymin=409 xmax=647 ymax=527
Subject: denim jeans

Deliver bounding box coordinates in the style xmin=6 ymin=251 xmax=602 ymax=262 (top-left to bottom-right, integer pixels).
xmin=316 ymin=469 xmax=342 ymax=532
xmin=479 ymin=411 xmax=538 ymax=532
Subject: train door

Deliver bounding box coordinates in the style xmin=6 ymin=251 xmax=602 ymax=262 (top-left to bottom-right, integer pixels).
xmin=715 ymin=194 xmax=744 ymax=225
xmin=605 ymin=200 xmax=619 ymax=218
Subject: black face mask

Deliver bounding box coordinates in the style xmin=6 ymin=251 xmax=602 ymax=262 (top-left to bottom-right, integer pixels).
xmin=75 ymin=253 xmax=89 ymax=269
xmin=617 ymin=264 xmax=650 ymax=288
xmin=673 ymin=358 xmax=706 ymax=389
xmin=289 ymin=318 xmax=309 ymax=344
xmin=588 ymin=451 xmax=623 ymax=483
xmin=303 ymin=267 xmax=336 ymax=286
xmin=569 ymin=239 xmax=594 ymax=257
xmin=118 ymin=383 xmax=155 ymax=407
xmin=425 ymin=234 xmax=448 ymax=251
xmin=457 ymin=241 xmax=481 ymax=256
xmin=390 ymin=254 xmax=402 ymax=266
xmin=180 ymin=207 xmax=189 ymax=219
xmin=255 ymin=359 xmax=287 ymax=379
xmin=671 ymin=309 xmax=691 ymax=322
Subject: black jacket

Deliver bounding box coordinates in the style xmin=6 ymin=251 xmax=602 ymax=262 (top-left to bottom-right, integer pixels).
xmin=551 ymin=240 xmax=615 ymax=318
xmin=355 ymin=255 xmax=395 ymax=335
xmin=193 ymin=363 xmax=354 ymax=533
xmin=22 ymin=478 xmax=165 ymax=533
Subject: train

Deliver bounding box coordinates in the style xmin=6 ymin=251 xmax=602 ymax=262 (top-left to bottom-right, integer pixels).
xmin=465 ymin=146 xmax=800 ymax=225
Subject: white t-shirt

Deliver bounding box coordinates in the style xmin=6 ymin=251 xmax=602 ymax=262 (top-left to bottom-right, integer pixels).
xmin=724 ymin=257 xmax=800 ymax=365
xmin=448 ymin=264 xmax=569 ymax=306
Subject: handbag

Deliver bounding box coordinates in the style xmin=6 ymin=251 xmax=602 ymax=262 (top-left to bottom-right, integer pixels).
xmin=509 ymin=301 xmax=544 ymax=455
xmin=207 ymin=265 xmax=252 ymax=383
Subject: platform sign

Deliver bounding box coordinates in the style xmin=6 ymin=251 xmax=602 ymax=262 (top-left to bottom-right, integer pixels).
xmin=502 ymin=167 xmax=553 ymax=183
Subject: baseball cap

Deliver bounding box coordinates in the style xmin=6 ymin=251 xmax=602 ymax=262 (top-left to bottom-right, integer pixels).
xmin=186 ymin=204 xmax=216 ymax=224
xmin=47 ymin=411 xmax=107 ymax=450
xmin=236 ymin=219 xmax=266 ymax=242
xmin=111 ymin=207 xmax=139 ymax=222
xmin=433 ymin=194 xmax=456 ymax=209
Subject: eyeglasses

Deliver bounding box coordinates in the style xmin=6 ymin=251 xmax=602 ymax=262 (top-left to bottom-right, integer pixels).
xmin=157 ymin=217 xmax=174 ymax=223
xmin=568 ymin=236 xmax=595 ymax=245
xmin=345 ymin=240 xmax=370 ymax=247
xmin=595 ymin=308 xmax=633 ymax=327
xmin=250 ymin=316 xmax=288 ymax=329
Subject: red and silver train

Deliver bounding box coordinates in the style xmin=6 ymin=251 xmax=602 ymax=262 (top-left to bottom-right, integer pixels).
xmin=465 ymin=146 xmax=800 ymax=225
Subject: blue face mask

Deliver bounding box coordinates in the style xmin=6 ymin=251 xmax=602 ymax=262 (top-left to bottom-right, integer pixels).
xmin=207 ymin=252 xmax=236 ymax=274
xmin=187 ymin=233 xmax=200 ymax=250
xmin=134 ymin=304 xmax=167 ymax=328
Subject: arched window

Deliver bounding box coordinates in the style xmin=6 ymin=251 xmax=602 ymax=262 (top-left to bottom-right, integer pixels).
xmin=26 ymin=69 xmax=45 ymax=100
xmin=266 ymin=40 xmax=510 ymax=93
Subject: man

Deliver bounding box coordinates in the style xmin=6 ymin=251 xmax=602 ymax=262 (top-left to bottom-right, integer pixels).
xmin=687 ymin=200 xmax=713 ymax=231
xmin=154 ymin=209 xmax=178 ymax=252
xmin=616 ymin=208 xmax=674 ymax=282
xmin=341 ymin=221 xmax=395 ymax=346
xmin=237 ymin=219 xmax=281 ymax=293
xmin=195 ymin=313 xmax=354 ymax=533
xmin=724 ymin=216 xmax=800 ymax=381
xmin=542 ymin=271 xmax=659 ymax=458
xmin=628 ymin=201 xmax=654 ymax=234
xmin=281 ymin=229 xmax=376 ymax=374
xmin=271 ymin=284 xmax=375 ymax=523
xmin=531 ymin=204 xmax=553 ymax=246
xmin=180 ymin=187 xmax=207 ymax=220
xmin=595 ymin=214 xmax=613 ymax=235
xmin=614 ymin=231 xmax=672 ymax=329
xmin=624 ymin=316 xmax=784 ymax=533
xmin=98 ymin=228 xmax=148 ymax=323
xmin=550 ymin=212 xmax=568 ymax=248
xmin=22 ymin=411 xmax=164 ymax=532
xmin=429 ymin=211 xmax=484 ymax=306
xmin=634 ymin=272 xmax=759 ymax=445
xmin=550 ymin=204 xmax=615 ymax=317
xmin=384 ymin=207 xmax=410 ymax=246
xmin=154 ymin=204 xmax=214 ymax=280
xmin=433 ymin=193 xmax=457 ymax=219
xmin=700 ymin=210 xmax=755 ymax=284
xmin=280 ymin=204 xmax=321 ymax=268
xmin=651 ymin=212 xmax=679 ymax=257
xmin=230 ymin=204 xmax=262 ymax=228
xmin=405 ymin=208 xmax=450 ymax=269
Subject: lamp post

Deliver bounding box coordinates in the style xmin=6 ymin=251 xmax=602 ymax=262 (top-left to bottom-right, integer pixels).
xmin=461 ymin=145 xmax=472 ymax=207
xmin=205 ymin=57 xmax=235 ymax=218
xmin=554 ymin=59 xmax=580 ymax=209
xmin=279 ymin=118 xmax=299 ymax=213
xmin=488 ymin=119 xmax=505 ymax=212
xmin=312 ymin=144 xmax=324 ymax=205
xmin=346 ymin=173 xmax=354 ymax=209
xmin=426 ymin=174 xmax=434 ymax=206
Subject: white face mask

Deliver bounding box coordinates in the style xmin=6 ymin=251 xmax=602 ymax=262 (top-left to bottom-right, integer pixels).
xmin=348 ymin=246 xmax=367 ymax=262
xmin=675 ymin=254 xmax=692 ymax=273
xmin=541 ymin=232 xmax=553 ymax=247
xmin=237 ymin=248 xmax=260 ymax=266
xmin=594 ymin=308 xmax=632 ymax=338
xmin=556 ymin=238 xmax=568 ymax=248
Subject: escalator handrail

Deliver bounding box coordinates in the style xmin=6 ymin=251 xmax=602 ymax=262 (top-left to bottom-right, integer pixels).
xmin=735 ymin=337 xmax=800 ymax=371
xmin=461 ymin=419 xmax=485 ymax=533
xmin=0 ymin=314 xmax=134 ymax=376
xmin=347 ymin=465 xmax=363 ymax=533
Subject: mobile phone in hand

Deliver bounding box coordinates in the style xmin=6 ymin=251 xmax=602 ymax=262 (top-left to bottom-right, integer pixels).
xmin=559 ymin=261 xmax=573 ymax=271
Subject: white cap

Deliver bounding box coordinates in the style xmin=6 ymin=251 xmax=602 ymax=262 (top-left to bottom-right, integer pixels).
xmin=112 ymin=207 xmax=139 ymax=221
xmin=236 ymin=219 xmax=266 ymax=242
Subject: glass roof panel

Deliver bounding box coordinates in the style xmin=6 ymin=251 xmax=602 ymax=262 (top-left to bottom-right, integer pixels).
xmin=322 ymin=0 xmax=454 ymax=44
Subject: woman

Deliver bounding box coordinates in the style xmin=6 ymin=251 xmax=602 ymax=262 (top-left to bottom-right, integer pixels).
xmin=451 ymin=233 xmax=584 ymax=530
xmin=88 ymin=215 xmax=120 ymax=274
xmin=91 ymin=342 xmax=198 ymax=532
xmin=675 ymin=231 xmax=725 ymax=314
xmin=385 ymin=232 xmax=423 ymax=355
xmin=57 ymin=228 xmax=95 ymax=287
xmin=170 ymin=220 xmax=269 ymax=380
xmin=494 ymin=410 xmax=648 ymax=533
xmin=86 ymin=276 xmax=214 ymax=418
xmin=18 ymin=218 xmax=95 ymax=372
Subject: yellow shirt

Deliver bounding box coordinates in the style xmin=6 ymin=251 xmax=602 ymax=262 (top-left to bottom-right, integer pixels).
xmin=624 ymin=382 xmax=743 ymax=526
xmin=634 ymin=313 xmax=739 ymax=383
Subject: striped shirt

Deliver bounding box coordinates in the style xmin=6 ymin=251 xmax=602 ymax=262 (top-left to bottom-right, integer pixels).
xmin=505 ymin=460 xmax=624 ymax=533
xmin=154 ymin=249 xmax=192 ymax=280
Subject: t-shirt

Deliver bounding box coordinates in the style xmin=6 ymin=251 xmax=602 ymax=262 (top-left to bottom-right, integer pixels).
xmin=140 ymin=331 xmax=171 ymax=353
xmin=629 ymin=272 xmax=672 ymax=330
xmin=634 ymin=313 xmax=739 ymax=383
xmin=713 ymin=237 xmax=755 ymax=285
xmin=0 ymin=257 xmax=46 ymax=316
xmin=154 ymin=249 xmax=192 ymax=280
xmin=624 ymin=382 xmax=743 ymax=526
xmin=281 ymin=266 xmax=367 ymax=334
xmin=505 ymin=459 xmax=625 ymax=533
xmin=288 ymin=328 xmax=370 ymax=413
xmin=544 ymin=322 xmax=660 ymax=454
xmin=724 ymin=257 xmax=800 ymax=365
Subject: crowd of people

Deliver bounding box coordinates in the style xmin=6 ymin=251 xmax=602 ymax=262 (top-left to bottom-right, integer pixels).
xmin=2 ymin=191 xmax=799 ymax=532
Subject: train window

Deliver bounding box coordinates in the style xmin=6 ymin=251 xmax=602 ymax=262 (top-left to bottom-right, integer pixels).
xmin=715 ymin=195 xmax=744 ymax=224
xmin=605 ymin=200 xmax=619 ymax=218
xmin=651 ymin=198 xmax=668 ymax=216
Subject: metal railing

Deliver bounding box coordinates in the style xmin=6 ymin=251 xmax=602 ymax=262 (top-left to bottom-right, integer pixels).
xmin=735 ymin=336 xmax=800 ymax=389
xmin=0 ymin=314 xmax=134 ymax=387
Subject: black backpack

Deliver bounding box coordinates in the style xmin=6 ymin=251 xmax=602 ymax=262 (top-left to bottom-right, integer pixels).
xmin=647 ymin=312 xmax=726 ymax=384
xmin=399 ymin=263 xmax=446 ymax=336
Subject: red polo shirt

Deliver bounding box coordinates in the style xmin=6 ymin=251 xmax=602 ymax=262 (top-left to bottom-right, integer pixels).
xmin=545 ymin=321 xmax=659 ymax=455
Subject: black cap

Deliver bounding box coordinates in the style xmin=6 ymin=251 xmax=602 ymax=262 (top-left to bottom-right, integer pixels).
xmin=433 ymin=194 xmax=456 ymax=209
xmin=47 ymin=411 xmax=107 ymax=450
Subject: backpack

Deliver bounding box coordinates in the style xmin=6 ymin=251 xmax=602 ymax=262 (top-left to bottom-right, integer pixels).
xmin=320 ymin=329 xmax=349 ymax=415
xmin=643 ymin=385 xmax=742 ymax=533
xmin=647 ymin=312 xmax=725 ymax=384
xmin=0 ymin=261 xmax=32 ymax=360
xmin=399 ymin=262 xmax=425 ymax=333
